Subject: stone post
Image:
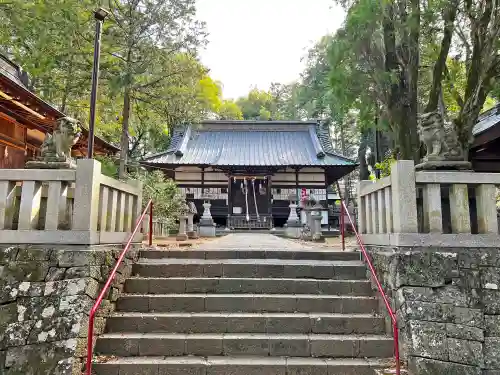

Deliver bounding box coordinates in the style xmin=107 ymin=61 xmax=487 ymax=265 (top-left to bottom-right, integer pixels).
xmin=187 ymin=212 xmax=198 ymax=239
xmin=176 ymin=215 xmax=188 ymax=241
xmin=73 ymin=159 xmax=101 ymax=233
xmin=390 ymin=160 xmax=418 ymax=233
xmin=304 ymin=207 xmax=313 ymax=229
xmin=285 ymin=202 xmax=301 ymax=238
xmin=311 ymin=210 xmax=323 ymax=241
xmin=199 ymin=201 xmax=216 ymax=237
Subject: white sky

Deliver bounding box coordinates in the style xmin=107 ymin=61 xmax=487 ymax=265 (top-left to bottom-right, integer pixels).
xmin=196 ymin=0 xmax=345 ymax=100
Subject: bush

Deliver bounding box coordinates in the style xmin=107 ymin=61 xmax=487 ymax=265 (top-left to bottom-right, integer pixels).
xmin=95 ymin=155 xmax=119 ymax=178
xmin=369 ymin=156 xmax=396 ymax=180
xmin=128 ymin=169 xmax=184 ymax=228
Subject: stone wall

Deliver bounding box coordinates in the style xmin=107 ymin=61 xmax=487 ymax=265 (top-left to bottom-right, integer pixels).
xmin=368 ymin=246 xmax=500 ymax=375
xmin=0 ymin=244 xmax=139 ymax=375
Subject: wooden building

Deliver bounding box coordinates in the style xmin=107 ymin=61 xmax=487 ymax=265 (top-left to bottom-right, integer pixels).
xmin=141 ymin=120 xmax=357 ymax=229
xmin=470 ymin=104 xmax=500 ymax=172
xmin=0 ymin=54 xmax=119 ymax=169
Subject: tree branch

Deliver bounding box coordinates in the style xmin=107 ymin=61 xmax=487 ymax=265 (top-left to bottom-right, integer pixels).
xmin=425 ymin=0 xmax=459 ymax=113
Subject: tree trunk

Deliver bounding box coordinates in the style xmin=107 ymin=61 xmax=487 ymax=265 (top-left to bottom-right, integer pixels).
xmin=425 ymin=1 xmax=458 ymax=113
xmin=60 ymin=59 xmax=74 ymax=114
xmin=119 ymin=87 xmax=131 ymax=179
xmin=358 ymin=129 xmax=370 ymax=181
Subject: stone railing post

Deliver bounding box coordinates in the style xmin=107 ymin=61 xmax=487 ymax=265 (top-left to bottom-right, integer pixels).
xmin=390 ymin=160 xmax=418 ymax=233
xmin=72 ymin=159 xmax=101 ymax=231
xmin=357 ymin=180 xmax=370 ymax=234
xmin=476 ymin=184 xmax=498 ymax=234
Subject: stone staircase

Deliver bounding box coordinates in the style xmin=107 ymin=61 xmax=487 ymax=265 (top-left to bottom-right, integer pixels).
xmin=93 ymin=248 xmax=393 ymax=375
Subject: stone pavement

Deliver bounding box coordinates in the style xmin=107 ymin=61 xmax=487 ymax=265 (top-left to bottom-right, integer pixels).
xmin=193 ymin=233 xmax=315 ymax=250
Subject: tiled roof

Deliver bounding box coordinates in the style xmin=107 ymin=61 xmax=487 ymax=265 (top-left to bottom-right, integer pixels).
xmin=142 ymin=120 xmax=356 ymax=167
xmin=0 ymin=54 xmax=29 ymax=88
xmin=473 ymin=104 xmax=500 ymax=136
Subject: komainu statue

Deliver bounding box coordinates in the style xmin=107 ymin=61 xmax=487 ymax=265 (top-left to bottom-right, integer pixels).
xmin=418 ymin=111 xmax=465 ymax=163
xmin=26 ymin=117 xmax=82 ymax=169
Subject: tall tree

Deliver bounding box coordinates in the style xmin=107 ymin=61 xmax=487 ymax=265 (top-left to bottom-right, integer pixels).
xmin=449 ymin=0 xmax=500 ymax=156
xmin=0 ymin=0 xmax=218 ymax=175
xmin=102 ymin=0 xmax=206 ymax=177
xmin=0 ymin=0 xmax=95 ymax=114
xmin=218 ymin=100 xmax=243 ymax=120
xmin=236 ymin=88 xmax=280 ymax=120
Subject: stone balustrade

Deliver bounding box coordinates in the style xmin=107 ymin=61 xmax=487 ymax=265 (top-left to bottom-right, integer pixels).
xmin=359 ymin=160 xmax=500 ymax=247
xmin=151 ymin=219 xmax=169 ymax=237
xmin=0 ymin=159 xmax=143 ymax=245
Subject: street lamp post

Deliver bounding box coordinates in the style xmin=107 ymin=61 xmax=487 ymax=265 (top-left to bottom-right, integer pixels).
xmin=87 ymin=7 xmax=109 ymax=158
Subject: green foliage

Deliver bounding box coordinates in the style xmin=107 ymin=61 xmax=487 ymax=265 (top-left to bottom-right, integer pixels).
xmin=218 ymin=100 xmax=243 ymax=120
xmin=375 ymin=157 xmax=396 ymax=178
xmin=96 ymin=155 xmax=119 ymax=178
xmin=0 ymin=0 xmax=222 ymax=168
xmin=236 ymin=88 xmax=279 ymax=120
xmin=129 ymin=170 xmax=184 ymax=227
xmin=326 ymin=0 xmax=500 ymax=159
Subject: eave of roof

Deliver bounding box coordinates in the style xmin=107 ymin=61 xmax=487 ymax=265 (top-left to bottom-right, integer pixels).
xmin=142 ymin=121 xmax=356 ymax=169
xmin=0 ymin=64 xmax=120 ymax=153
xmin=473 ymin=104 xmax=500 ymax=137
xmin=471 ymin=104 xmax=500 ymax=149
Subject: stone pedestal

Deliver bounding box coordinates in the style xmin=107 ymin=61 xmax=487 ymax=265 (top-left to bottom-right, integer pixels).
xmin=199 ymin=224 xmax=216 ymax=237
xmin=199 ymin=202 xmax=216 ymax=237
xmin=415 ymin=160 xmax=472 ymax=171
xmin=285 ymin=220 xmax=302 ymax=238
xmin=186 ymin=213 xmax=198 ymax=239
xmin=25 ymin=159 xmax=77 ymax=169
xmin=176 ymin=216 xmax=188 ymax=241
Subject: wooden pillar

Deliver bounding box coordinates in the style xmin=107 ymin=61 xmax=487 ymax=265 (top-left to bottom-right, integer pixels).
xmin=295 ymin=168 xmax=300 ymax=224
xmin=324 ymin=170 xmax=330 ymax=230
xmin=201 ymin=167 xmax=205 ymax=194
xmin=295 ymin=168 xmax=299 ymax=200
xmin=227 ymin=174 xmax=232 ymax=220
xmin=267 ymin=175 xmax=272 ymax=216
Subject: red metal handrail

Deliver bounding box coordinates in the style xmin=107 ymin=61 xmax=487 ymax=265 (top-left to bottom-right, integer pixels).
xmin=85 ymin=199 xmax=154 ymax=375
xmin=340 ymin=201 xmax=400 ymax=375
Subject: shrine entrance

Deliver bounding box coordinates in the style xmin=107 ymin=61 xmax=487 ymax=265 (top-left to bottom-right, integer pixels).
xmin=228 ymin=175 xmax=272 ymax=229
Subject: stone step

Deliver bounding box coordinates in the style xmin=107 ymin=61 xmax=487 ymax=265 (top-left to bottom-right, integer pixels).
xmin=105 ymin=312 xmax=385 ymax=334
xmin=95 ymin=333 xmax=394 ymax=358
xmin=93 ymin=356 xmax=393 ymax=375
xmin=116 ymin=294 xmax=378 ymax=314
xmin=125 ymin=277 xmax=373 ymax=295
xmin=133 ymin=259 xmax=367 ymax=280
xmin=141 ymin=248 xmax=361 ymax=261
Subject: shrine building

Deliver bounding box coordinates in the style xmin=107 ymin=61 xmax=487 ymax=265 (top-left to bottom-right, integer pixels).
xmin=0 ymin=54 xmax=119 ymax=169
xmin=141 ymin=120 xmax=357 ymax=229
